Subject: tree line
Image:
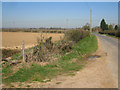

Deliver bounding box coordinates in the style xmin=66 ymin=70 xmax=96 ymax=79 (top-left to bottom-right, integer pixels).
xmin=99 ymin=19 xmax=120 ymax=37
xmin=100 ymin=19 xmax=119 ymax=31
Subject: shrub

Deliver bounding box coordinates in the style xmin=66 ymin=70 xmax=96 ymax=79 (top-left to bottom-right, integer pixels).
xmin=99 ymin=30 xmax=120 ymax=37
xmin=45 ymin=37 xmax=53 ymax=50
xmin=65 ymin=30 xmax=90 ymax=43
xmin=2 ymin=49 xmax=20 ymax=58
xmin=115 ymin=30 xmax=120 ymax=37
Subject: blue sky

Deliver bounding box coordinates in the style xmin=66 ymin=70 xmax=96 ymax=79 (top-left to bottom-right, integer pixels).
xmin=2 ymin=2 xmax=118 ymax=28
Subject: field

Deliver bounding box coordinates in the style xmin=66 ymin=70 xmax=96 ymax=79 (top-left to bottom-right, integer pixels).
xmin=2 ymin=32 xmax=64 ymax=49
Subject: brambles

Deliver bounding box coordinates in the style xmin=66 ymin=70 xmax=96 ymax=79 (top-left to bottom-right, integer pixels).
xmin=57 ymin=40 xmax=73 ymax=53
xmin=65 ymin=30 xmax=90 ymax=43
xmin=2 ymin=49 xmax=20 ymax=58
xmin=25 ymin=30 xmax=90 ymax=63
xmin=45 ymin=37 xmax=53 ymax=50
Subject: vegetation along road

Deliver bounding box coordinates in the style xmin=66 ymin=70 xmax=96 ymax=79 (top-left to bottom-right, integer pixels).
xmin=40 ymin=34 xmax=117 ymax=88
xmin=95 ymin=32 xmax=118 ymax=87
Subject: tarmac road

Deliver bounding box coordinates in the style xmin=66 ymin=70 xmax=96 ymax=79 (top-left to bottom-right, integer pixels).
xmin=95 ymin=33 xmax=118 ymax=87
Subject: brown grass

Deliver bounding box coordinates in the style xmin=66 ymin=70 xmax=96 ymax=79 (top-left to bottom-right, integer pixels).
xmin=2 ymin=32 xmax=64 ymax=49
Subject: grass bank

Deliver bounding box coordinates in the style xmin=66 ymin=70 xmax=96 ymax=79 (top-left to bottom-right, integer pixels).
xmin=3 ymin=35 xmax=98 ymax=85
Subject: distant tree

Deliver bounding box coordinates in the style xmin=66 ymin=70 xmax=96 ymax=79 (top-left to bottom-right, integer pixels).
xmin=83 ymin=23 xmax=90 ymax=30
xmin=105 ymin=24 xmax=108 ymax=30
xmin=92 ymin=26 xmax=101 ymax=32
xmin=108 ymin=25 xmax=113 ymax=30
xmin=100 ymin=19 xmax=108 ymax=31
xmin=84 ymin=25 xmax=90 ymax=30
xmin=114 ymin=25 xmax=118 ymax=30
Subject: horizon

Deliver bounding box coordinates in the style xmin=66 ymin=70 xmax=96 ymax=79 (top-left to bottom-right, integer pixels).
xmin=2 ymin=2 xmax=118 ymax=28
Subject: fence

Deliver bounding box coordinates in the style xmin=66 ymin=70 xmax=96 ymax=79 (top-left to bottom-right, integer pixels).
xmin=2 ymin=40 xmax=31 ymax=65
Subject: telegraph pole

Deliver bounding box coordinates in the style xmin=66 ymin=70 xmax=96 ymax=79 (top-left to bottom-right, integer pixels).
xmin=90 ymin=9 xmax=92 ymax=33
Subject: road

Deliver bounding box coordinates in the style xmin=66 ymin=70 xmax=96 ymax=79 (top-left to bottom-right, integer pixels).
xmin=94 ymin=33 xmax=118 ymax=87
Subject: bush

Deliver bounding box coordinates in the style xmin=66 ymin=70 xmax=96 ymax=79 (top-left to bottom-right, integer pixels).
xmin=2 ymin=49 xmax=20 ymax=58
xmin=99 ymin=31 xmax=104 ymax=34
xmin=115 ymin=30 xmax=120 ymax=37
xmin=99 ymin=30 xmax=120 ymax=37
xmin=45 ymin=37 xmax=53 ymax=50
xmin=65 ymin=30 xmax=90 ymax=43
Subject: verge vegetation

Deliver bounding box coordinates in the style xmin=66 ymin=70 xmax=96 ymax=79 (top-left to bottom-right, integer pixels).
xmin=99 ymin=30 xmax=120 ymax=38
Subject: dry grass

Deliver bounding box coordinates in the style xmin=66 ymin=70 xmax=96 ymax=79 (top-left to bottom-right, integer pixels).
xmin=2 ymin=32 xmax=64 ymax=49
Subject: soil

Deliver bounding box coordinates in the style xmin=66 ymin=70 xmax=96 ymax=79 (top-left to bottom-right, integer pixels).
xmin=2 ymin=32 xmax=64 ymax=49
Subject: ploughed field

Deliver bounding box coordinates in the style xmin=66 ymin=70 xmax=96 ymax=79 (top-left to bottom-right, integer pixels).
xmin=2 ymin=32 xmax=64 ymax=49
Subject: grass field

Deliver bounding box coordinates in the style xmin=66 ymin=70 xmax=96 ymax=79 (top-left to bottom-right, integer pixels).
xmin=3 ymin=35 xmax=98 ymax=85
xmin=2 ymin=32 xmax=64 ymax=49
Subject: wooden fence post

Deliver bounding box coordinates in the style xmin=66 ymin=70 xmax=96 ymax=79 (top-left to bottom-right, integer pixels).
xmin=22 ymin=40 xmax=25 ymax=63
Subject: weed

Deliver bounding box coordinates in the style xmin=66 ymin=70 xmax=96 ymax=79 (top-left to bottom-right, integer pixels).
xmin=18 ymin=84 xmax=23 ymax=87
xmin=26 ymin=85 xmax=30 ymax=87
xmin=2 ymin=66 xmax=12 ymax=77
xmin=56 ymin=82 xmax=62 ymax=84
xmin=10 ymin=85 xmax=14 ymax=87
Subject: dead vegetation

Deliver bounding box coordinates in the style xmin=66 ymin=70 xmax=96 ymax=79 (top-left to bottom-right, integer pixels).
xmin=24 ymin=30 xmax=90 ymax=64
xmin=25 ymin=32 xmax=73 ymax=63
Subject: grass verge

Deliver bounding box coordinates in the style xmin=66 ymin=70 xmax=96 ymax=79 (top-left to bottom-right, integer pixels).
xmin=3 ymin=35 xmax=98 ymax=85
xmin=105 ymin=34 xmax=120 ymax=39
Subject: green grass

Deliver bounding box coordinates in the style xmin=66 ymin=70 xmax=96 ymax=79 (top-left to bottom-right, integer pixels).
xmin=2 ymin=66 xmax=13 ymax=77
xmin=10 ymin=85 xmax=14 ymax=87
xmin=56 ymin=82 xmax=62 ymax=84
xmin=3 ymin=35 xmax=98 ymax=84
xmin=26 ymin=85 xmax=31 ymax=87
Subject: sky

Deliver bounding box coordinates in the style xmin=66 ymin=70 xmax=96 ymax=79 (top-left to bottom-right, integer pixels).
xmin=2 ymin=2 xmax=118 ymax=28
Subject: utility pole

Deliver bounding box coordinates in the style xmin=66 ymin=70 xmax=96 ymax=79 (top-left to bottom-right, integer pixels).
xmin=90 ymin=9 xmax=92 ymax=33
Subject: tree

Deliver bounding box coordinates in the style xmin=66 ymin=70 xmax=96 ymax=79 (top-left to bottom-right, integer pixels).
xmin=83 ymin=25 xmax=90 ymax=30
xmin=100 ymin=19 xmax=108 ymax=31
xmin=105 ymin=24 xmax=108 ymax=30
xmin=114 ymin=25 xmax=118 ymax=30
xmin=108 ymin=25 xmax=113 ymax=30
xmin=83 ymin=23 xmax=90 ymax=30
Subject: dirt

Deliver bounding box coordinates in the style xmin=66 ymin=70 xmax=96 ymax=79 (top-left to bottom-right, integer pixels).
xmin=2 ymin=32 xmax=64 ymax=49
xmin=2 ymin=37 xmax=117 ymax=88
